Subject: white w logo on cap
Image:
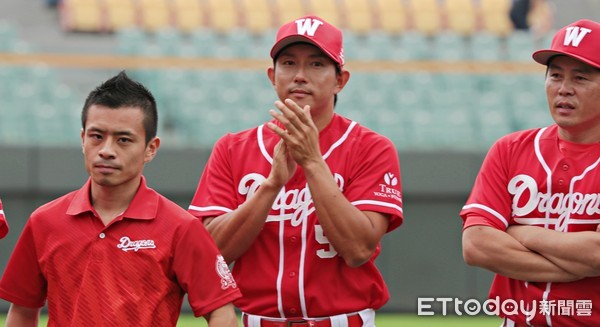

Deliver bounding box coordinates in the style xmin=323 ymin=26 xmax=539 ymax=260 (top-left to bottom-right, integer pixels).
xmin=295 ymin=18 xmax=324 ymax=36
xmin=563 ymin=26 xmax=592 ymax=47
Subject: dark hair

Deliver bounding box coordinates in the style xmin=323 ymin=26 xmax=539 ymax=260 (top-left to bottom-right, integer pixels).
xmin=272 ymin=43 xmax=343 ymax=107
xmin=82 ymin=71 xmax=158 ymax=144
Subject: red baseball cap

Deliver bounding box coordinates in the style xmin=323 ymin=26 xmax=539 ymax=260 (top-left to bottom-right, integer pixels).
xmin=533 ymin=19 xmax=600 ymax=68
xmin=270 ymin=15 xmax=344 ymax=67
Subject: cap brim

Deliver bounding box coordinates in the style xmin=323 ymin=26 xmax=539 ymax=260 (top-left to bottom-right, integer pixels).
xmin=533 ymin=49 xmax=600 ymax=68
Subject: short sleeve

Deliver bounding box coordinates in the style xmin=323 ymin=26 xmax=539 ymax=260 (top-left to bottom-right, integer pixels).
xmin=344 ymin=134 xmax=403 ymax=232
xmin=460 ymin=137 xmax=514 ymax=231
xmin=172 ymin=218 xmax=241 ymax=317
xmin=0 ymin=220 xmax=47 ymax=308
xmin=188 ymin=134 xmax=237 ymax=220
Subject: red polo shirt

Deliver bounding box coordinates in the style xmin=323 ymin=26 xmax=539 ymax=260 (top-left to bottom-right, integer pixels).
xmin=0 ymin=177 xmax=241 ymax=326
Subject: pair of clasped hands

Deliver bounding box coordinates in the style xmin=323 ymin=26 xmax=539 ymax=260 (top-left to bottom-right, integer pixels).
xmin=265 ymin=99 xmax=323 ymax=188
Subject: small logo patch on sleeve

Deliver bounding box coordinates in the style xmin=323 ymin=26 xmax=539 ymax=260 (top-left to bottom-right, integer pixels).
xmin=216 ymin=254 xmax=237 ymax=289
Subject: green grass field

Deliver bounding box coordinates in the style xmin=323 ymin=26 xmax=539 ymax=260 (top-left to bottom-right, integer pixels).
xmin=0 ymin=313 xmax=502 ymax=326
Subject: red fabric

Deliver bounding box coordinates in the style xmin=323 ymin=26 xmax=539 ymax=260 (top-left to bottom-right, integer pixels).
xmin=189 ymin=114 xmax=402 ymax=317
xmin=461 ymin=125 xmax=600 ymax=326
xmin=243 ymin=313 xmax=363 ymax=327
xmin=0 ymin=176 xmax=241 ymax=326
xmin=0 ymin=198 xmax=7 ymax=239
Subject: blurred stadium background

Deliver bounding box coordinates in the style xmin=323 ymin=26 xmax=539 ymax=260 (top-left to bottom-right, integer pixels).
xmin=0 ymin=0 xmax=599 ymax=318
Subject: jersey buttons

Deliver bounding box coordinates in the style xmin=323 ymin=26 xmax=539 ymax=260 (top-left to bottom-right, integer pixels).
xmin=99 ymin=233 xmax=106 ymax=239
xmin=562 ymin=164 xmax=569 ymax=171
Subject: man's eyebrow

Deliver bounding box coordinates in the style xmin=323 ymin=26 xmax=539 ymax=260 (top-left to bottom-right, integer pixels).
xmin=87 ymin=127 xmax=135 ymax=136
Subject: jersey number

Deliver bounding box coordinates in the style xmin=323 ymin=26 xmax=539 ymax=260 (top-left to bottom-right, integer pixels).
xmin=315 ymin=225 xmax=338 ymax=258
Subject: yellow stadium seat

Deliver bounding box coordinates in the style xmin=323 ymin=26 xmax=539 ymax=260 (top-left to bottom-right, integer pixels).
xmin=273 ymin=0 xmax=306 ymax=25
xmin=205 ymin=0 xmax=239 ymax=33
xmin=408 ymin=0 xmax=443 ymax=36
xmin=527 ymin=0 xmax=554 ymax=35
xmin=240 ymin=0 xmax=274 ymax=35
xmin=306 ymin=0 xmax=341 ymax=27
xmin=479 ymin=0 xmax=514 ymax=36
xmin=139 ymin=0 xmax=172 ymax=32
xmin=104 ymin=0 xmax=138 ymax=31
xmin=373 ymin=0 xmax=407 ymax=35
xmin=443 ymin=0 xmax=478 ymax=36
xmin=61 ymin=0 xmax=104 ymax=32
xmin=344 ymin=0 xmax=375 ymax=35
xmin=172 ymin=0 xmax=205 ymax=33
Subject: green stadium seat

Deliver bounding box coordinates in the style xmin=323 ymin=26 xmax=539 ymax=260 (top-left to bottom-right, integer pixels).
xmin=115 ymin=28 xmax=148 ymax=56
xmin=506 ymin=31 xmax=538 ymax=62
xmin=398 ymin=32 xmax=432 ymax=60
xmin=469 ymin=32 xmax=503 ymax=62
xmin=431 ymin=32 xmax=469 ymax=61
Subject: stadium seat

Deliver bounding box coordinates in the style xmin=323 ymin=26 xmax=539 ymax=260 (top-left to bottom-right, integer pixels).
xmin=146 ymin=28 xmax=184 ymax=57
xmin=172 ymin=0 xmax=205 ymax=33
xmin=60 ymin=0 xmax=104 ymax=32
xmin=474 ymin=103 xmax=515 ymax=149
xmin=373 ymin=0 xmax=407 ymax=35
xmin=468 ymin=32 xmax=503 ymax=61
xmin=138 ymin=0 xmax=172 ymax=32
xmin=527 ymin=0 xmax=554 ymax=36
xmin=205 ymin=0 xmax=239 ymax=33
xmin=240 ymin=0 xmax=274 ymax=35
xmin=306 ymin=0 xmax=342 ymax=28
xmin=510 ymin=88 xmax=551 ymax=129
xmin=407 ymin=0 xmax=443 ymax=36
xmin=443 ymin=0 xmax=478 ymax=36
xmin=0 ymin=22 xmax=17 ymax=51
xmin=397 ymin=32 xmax=431 ymax=60
xmin=221 ymin=28 xmax=254 ymax=58
xmin=361 ymin=31 xmax=395 ymax=60
xmin=407 ymin=107 xmax=479 ymax=150
xmin=479 ymin=0 xmax=514 ymax=36
xmin=115 ymin=27 xmax=147 ymax=55
xmin=505 ymin=30 xmax=537 ymax=61
xmin=273 ymin=0 xmax=306 ymax=25
xmin=244 ymin=29 xmax=277 ymax=59
xmin=431 ymin=32 xmax=469 ymax=61
xmin=104 ymin=0 xmax=138 ymax=31
xmin=189 ymin=28 xmax=219 ymax=57
xmin=344 ymin=0 xmax=375 ymax=35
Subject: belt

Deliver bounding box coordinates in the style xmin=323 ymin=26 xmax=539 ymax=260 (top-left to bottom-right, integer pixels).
xmin=242 ymin=313 xmax=364 ymax=327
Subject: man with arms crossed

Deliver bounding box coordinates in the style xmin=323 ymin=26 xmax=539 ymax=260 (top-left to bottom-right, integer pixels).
xmin=461 ymin=19 xmax=600 ymax=326
xmin=188 ymin=15 xmax=403 ymax=327
xmin=0 ymin=72 xmax=241 ymax=326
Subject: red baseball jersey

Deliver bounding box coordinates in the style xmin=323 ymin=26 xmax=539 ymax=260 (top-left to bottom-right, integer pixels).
xmin=0 ymin=177 xmax=241 ymax=326
xmin=189 ymin=113 xmax=403 ymax=318
xmin=461 ymin=125 xmax=600 ymax=326
xmin=0 ymin=198 xmax=7 ymax=239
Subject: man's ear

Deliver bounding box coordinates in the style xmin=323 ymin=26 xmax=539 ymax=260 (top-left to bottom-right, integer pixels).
xmin=144 ymin=137 xmax=161 ymax=163
xmin=335 ymin=70 xmax=350 ymax=94
xmin=267 ymin=66 xmax=276 ymax=86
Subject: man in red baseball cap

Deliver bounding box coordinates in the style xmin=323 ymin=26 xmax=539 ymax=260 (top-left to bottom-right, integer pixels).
xmin=188 ymin=15 xmax=404 ymax=327
xmin=462 ymin=18 xmax=600 ymax=327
